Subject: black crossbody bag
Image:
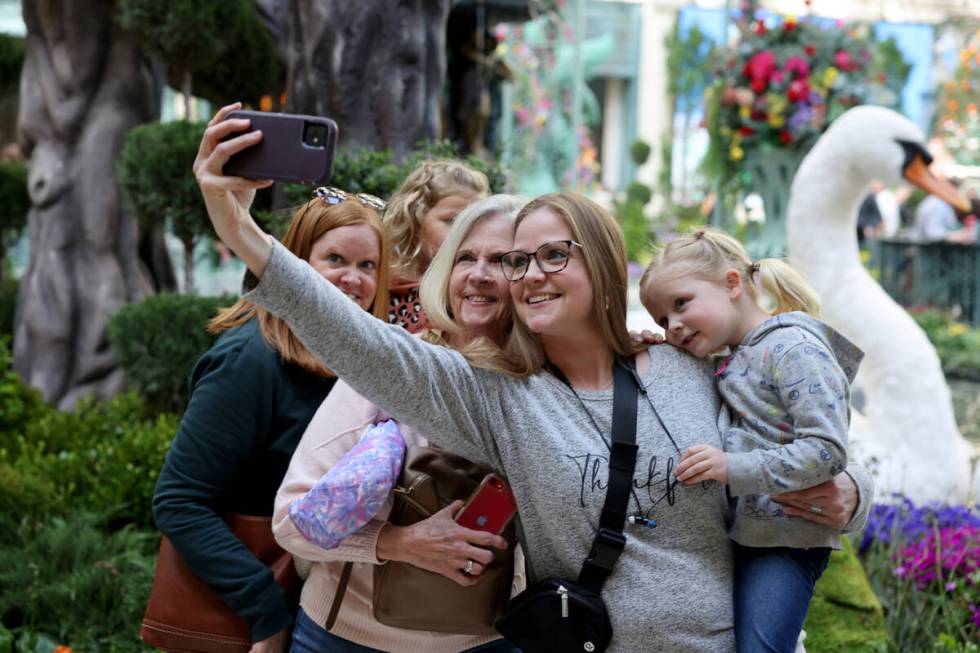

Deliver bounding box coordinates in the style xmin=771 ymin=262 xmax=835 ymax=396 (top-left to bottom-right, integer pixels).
xmin=494 ymin=359 xmax=640 ymax=653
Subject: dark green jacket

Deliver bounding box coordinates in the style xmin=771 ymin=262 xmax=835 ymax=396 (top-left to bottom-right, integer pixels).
xmin=152 ymin=318 xmax=335 ymax=642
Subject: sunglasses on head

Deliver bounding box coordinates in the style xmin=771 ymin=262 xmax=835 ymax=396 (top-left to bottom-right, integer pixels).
xmin=313 ymin=186 xmax=386 ymax=211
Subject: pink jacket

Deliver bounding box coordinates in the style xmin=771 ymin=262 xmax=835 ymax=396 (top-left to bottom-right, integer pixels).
xmin=273 ymin=379 xmax=525 ymax=652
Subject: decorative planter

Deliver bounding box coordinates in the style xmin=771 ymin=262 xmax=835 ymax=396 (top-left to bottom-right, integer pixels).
xmin=743 ymin=146 xmax=809 ymax=259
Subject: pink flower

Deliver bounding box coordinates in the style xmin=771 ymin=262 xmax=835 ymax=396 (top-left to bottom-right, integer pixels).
xmin=771 ymin=70 xmax=786 ymax=85
xmin=787 ymin=79 xmax=810 ymax=102
xmin=834 ymin=50 xmax=853 ymax=71
xmin=785 ymin=56 xmax=810 ymax=78
xmin=747 ymin=50 xmax=777 ymax=82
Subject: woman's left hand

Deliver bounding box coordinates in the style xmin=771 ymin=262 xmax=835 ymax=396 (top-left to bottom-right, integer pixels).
xmin=770 ymin=472 xmax=857 ymax=529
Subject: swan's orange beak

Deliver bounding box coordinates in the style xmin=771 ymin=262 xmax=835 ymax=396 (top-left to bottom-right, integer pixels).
xmin=903 ymin=154 xmax=971 ymax=213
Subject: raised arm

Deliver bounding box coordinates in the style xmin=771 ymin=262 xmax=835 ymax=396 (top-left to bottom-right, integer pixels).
xmin=193 ymin=104 xmax=499 ymax=458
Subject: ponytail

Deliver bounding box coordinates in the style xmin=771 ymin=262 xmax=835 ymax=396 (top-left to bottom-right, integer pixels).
xmin=641 ymin=226 xmax=821 ymax=318
xmin=755 ymin=258 xmax=821 ymax=317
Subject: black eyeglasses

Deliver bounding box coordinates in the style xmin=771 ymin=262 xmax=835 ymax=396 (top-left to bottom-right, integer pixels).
xmin=499 ymin=240 xmax=583 ymax=281
xmin=313 ymin=186 xmax=386 ymax=211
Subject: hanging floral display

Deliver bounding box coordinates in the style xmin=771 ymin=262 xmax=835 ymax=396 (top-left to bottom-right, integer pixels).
xmin=703 ymin=1 xmax=909 ymax=185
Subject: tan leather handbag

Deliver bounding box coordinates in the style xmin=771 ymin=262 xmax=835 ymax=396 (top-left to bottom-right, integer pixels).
xmin=141 ymin=514 xmax=298 ymax=653
xmin=327 ymin=446 xmax=516 ymax=636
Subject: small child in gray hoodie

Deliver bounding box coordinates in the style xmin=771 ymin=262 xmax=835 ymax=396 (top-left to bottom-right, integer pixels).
xmin=639 ymin=228 xmax=863 ymax=653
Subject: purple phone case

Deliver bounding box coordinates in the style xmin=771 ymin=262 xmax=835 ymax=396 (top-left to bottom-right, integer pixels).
xmin=223 ymin=110 xmax=338 ymax=185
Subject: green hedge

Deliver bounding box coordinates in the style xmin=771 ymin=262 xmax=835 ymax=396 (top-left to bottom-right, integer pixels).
xmin=254 ymin=141 xmax=510 ymax=236
xmin=107 ymin=292 xmax=234 ymax=413
xmin=911 ymin=310 xmax=980 ymax=381
xmin=0 ymin=512 xmax=157 ymax=653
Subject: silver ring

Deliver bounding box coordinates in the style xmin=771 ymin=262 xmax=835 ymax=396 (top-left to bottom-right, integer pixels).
xmin=463 ymin=559 xmax=475 ymax=575
xmin=809 ymin=504 xmax=824 ymax=514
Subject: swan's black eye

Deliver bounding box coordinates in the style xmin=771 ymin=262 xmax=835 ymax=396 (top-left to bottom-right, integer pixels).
xmin=896 ymin=139 xmax=932 ymax=172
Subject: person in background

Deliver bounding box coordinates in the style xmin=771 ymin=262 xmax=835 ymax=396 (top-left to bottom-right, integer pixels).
xmin=913 ymin=180 xmax=975 ymax=244
xmin=152 ymin=180 xmax=389 ymax=653
xmin=382 ymin=160 xmax=489 ymax=332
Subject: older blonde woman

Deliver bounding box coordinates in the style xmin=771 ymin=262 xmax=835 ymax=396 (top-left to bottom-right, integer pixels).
xmin=274 ymin=196 xmax=526 ymax=653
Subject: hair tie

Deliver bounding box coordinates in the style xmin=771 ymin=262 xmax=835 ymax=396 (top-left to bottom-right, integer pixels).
xmin=749 ymin=261 xmax=761 ymax=287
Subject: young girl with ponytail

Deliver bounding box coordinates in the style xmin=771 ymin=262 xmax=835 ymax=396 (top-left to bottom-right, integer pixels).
xmin=639 ymin=228 xmax=864 ymax=653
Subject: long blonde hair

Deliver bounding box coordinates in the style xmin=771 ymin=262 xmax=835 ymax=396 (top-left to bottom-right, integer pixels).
xmin=639 ymin=227 xmax=820 ymax=317
xmin=419 ymin=194 xmax=525 ymax=334
xmin=459 ymin=192 xmax=638 ymax=378
xmin=209 ymin=199 xmax=390 ymax=376
xmin=383 ymin=160 xmax=489 ymax=281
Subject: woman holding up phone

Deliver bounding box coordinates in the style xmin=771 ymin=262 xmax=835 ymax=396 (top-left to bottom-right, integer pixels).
xmin=195 ymin=103 xmax=872 ymax=652
xmin=152 ymin=167 xmax=390 ymax=653
xmin=274 ymin=195 xmax=525 ymax=653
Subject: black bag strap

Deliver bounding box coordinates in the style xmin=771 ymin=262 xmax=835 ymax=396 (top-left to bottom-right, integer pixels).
xmin=325 ymin=561 xmax=354 ymax=630
xmin=576 ymin=359 xmax=640 ymax=592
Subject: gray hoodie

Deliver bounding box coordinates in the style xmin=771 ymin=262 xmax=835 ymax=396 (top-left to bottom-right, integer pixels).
xmin=719 ymin=311 xmax=864 ymax=549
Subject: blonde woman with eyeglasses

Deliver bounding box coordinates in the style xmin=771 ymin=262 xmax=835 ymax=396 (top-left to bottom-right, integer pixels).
xmin=152 ymin=187 xmax=389 ymax=653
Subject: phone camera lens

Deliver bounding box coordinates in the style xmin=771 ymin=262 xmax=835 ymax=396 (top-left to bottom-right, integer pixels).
xmin=303 ymin=122 xmax=328 ymax=148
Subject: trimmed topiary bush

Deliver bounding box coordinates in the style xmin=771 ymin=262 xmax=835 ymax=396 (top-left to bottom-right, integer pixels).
xmin=107 ymin=292 xmax=234 ymax=413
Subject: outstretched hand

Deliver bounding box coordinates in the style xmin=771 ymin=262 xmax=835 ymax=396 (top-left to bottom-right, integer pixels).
xmin=376 ymin=500 xmax=508 ymax=587
xmin=193 ymin=102 xmax=275 ymax=275
xmin=674 ymin=444 xmax=728 ymax=485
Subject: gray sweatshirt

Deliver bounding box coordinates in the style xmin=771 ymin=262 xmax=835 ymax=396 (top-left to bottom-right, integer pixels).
xmin=244 ymin=241 xmax=873 ymax=652
xmin=720 ymin=312 xmax=864 ymax=549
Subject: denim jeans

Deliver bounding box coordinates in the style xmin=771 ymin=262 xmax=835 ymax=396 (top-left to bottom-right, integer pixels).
xmin=733 ymin=543 xmax=831 ymax=653
xmin=290 ymin=608 xmax=521 ymax=653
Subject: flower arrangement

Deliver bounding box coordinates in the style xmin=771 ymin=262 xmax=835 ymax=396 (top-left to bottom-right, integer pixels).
xmin=703 ymin=1 xmax=907 ymax=184
xmin=860 ymin=495 xmax=980 ymax=649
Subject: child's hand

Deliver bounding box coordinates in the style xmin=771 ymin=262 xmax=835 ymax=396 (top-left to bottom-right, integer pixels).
xmin=674 ymin=444 xmax=728 ymax=485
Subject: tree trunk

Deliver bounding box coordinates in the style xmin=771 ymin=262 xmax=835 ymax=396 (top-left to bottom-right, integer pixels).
xmin=15 ymin=0 xmax=161 ymax=409
xmin=182 ymin=236 xmax=195 ymax=294
xmin=285 ymin=0 xmax=451 ymax=157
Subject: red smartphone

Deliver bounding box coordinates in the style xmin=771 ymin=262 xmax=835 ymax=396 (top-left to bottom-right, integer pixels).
xmin=455 ymin=474 xmax=518 ymax=535
xmin=222 ymin=110 xmax=338 ymax=185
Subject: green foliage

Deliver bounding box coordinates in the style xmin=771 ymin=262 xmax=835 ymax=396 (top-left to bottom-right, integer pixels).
xmin=0 ymin=278 xmax=17 ymax=338
xmin=186 ymin=4 xmax=283 ymax=107
xmin=665 ymin=22 xmax=714 ymax=109
xmin=116 ymin=1 xmax=231 ymax=92
xmin=629 ymin=140 xmax=652 ymax=167
xmin=0 ymin=392 xmax=177 ymax=527
xmin=277 ymin=141 xmax=509 ymax=217
xmin=117 ymin=120 xmax=207 ymax=245
xmin=803 ymin=538 xmax=891 ymax=652
xmin=117 ymin=120 xmax=209 ymax=290
xmin=0 ymin=512 xmax=158 ymax=653
xmin=909 ymin=310 xmax=980 ymax=381
xmin=0 ymin=337 xmax=46 ymax=441
xmin=107 ymin=292 xmax=233 ymax=413
xmin=613 ymin=140 xmax=655 ymax=262
xmin=0 ymin=161 xmax=29 ymax=253
xmin=0 ymin=34 xmax=24 ymax=91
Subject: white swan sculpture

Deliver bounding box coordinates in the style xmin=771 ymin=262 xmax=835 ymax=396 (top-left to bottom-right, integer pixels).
xmin=786 ymin=105 xmax=974 ymax=504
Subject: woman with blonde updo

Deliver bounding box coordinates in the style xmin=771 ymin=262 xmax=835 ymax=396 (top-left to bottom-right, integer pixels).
xmin=383 ymin=160 xmax=489 ymax=332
